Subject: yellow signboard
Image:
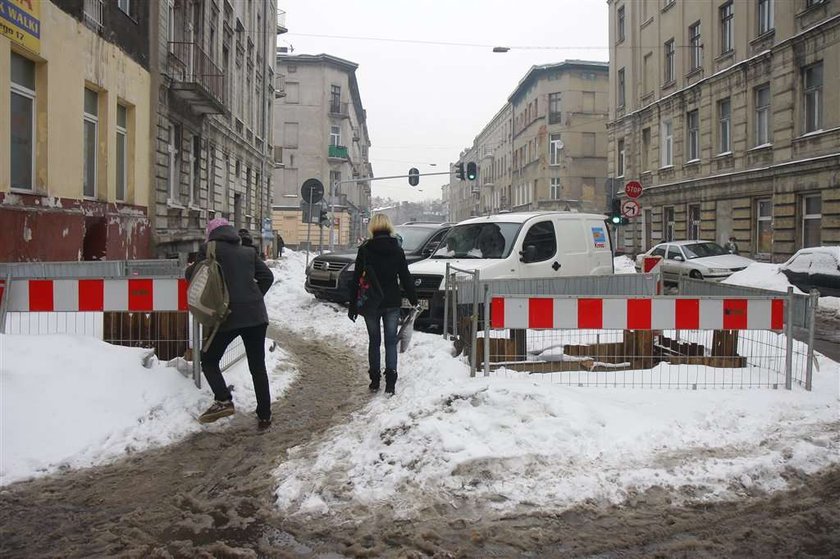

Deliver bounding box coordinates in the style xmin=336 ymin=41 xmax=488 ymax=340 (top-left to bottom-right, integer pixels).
xmin=0 ymin=0 xmax=40 ymax=54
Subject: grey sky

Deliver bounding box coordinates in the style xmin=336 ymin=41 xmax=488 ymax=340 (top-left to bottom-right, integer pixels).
xmin=280 ymin=0 xmax=609 ymax=202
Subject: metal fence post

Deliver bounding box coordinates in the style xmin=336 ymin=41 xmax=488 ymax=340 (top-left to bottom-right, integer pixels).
xmin=0 ymin=273 xmax=11 ymax=334
xmin=469 ymin=270 xmax=479 ymax=378
xmin=805 ymin=289 xmax=819 ymax=392
xmin=442 ymin=263 xmax=450 ymax=339
xmin=192 ymin=318 xmax=202 ymax=389
xmin=784 ymin=286 xmax=794 ymax=390
xmin=483 ymin=283 xmax=491 ymax=378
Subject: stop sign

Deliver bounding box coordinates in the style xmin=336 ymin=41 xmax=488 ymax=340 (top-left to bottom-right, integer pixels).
xmin=624 ymin=180 xmax=643 ymax=199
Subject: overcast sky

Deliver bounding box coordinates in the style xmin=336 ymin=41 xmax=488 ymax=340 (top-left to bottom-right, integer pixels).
xmin=280 ymin=0 xmax=609 ymax=203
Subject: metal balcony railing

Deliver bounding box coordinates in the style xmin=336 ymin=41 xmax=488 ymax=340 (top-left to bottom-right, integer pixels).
xmin=276 ymin=8 xmax=288 ymax=34
xmin=328 ymin=145 xmax=349 ymax=159
xmin=167 ymin=41 xmax=226 ymax=113
xmin=329 ymin=101 xmax=349 ymax=117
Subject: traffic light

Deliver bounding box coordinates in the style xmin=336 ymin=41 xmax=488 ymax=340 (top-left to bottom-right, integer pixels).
xmin=455 ymin=162 xmax=465 ymax=181
xmin=319 ymin=209 xmax=329 ymax=227
xmin=466 ymin=162 xmax=477 ymax=181
xmin=610 ymin=199 xmax=622 ymax=225
xmin=408 ymin=167 xmax=419 ymax=187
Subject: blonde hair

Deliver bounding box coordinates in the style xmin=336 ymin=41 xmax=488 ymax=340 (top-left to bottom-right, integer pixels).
xmin=367 ymin=213 xmax=395 ymax=237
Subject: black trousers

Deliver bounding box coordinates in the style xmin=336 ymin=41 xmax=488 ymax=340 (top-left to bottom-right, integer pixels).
xmin=200 ymin=323 xmax=271 ymax=420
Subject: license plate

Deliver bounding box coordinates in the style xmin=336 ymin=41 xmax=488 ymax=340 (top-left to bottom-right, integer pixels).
xmin=402 ymin=298 xmax=429 ymax=310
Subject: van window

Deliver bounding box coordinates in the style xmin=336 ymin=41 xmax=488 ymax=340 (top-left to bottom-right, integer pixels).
xmin=433 ymin=222 xmax=520 ymax=259
xmin=522 ymin=221 xmax=557 ymax=262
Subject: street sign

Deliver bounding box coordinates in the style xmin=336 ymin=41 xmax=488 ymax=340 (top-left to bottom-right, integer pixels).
xmin=300 ymin=201 xmax=321 ymax=224
xmin=624 ymin=180 xmax=643 ymax=199
xmin=621 ymin=199 xmax=641 ymax=218
xmin=301 ymin=178 xmax=324 ymax=204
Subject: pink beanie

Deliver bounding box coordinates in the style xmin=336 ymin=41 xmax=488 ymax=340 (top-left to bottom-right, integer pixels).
xmin=206 ymin=217 xmax=230 ymax=238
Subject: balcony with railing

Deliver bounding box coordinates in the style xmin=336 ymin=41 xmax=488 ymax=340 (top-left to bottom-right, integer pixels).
xmin=329 ymin=101 xmax=350 ymax=118
xmin=167 ymin=41 xmax=226 ymax=115
xmin=276 ymin=8 xmax=288 ymax=34
xmin=328 ymin=145 xmax=349 ymax=160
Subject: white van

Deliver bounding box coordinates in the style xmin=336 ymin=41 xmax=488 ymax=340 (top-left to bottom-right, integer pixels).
xmin=406 ymin=212 xmax=614 ymax=331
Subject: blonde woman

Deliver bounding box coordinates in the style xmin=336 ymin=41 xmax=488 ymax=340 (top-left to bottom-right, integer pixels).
xmin=349 ymin=214 xmax=418 ymax=394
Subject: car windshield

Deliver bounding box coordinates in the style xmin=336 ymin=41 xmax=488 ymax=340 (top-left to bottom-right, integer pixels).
xmin=432 ymin=222 xmax=521 ymax=259
xmin=682 ymin=242 xmax=728 ymax=259
xmin=393 ymin=226 xmax=438 ymax=252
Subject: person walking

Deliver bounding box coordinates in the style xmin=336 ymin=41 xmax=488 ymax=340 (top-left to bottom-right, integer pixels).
xmin=349 ymin=213 xmax=418 ymax=395
xmin=276 ymin=234 xmax=285 ymax=257
xmin=725 ymin=236 xmax=740 ymax=255
xmin=187 ymin=217 xmax=275 ymax=428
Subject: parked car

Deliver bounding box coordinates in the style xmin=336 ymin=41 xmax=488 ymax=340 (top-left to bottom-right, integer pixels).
xmin=408 ymin=212 xmax=615 ymax=332
xmin=635 ymin=240 xmax=754 ymax=282
xmin=304 ymin=223 xmax=451 ymax=304
xmin=780 ymin=246 xmax=840 ymax=297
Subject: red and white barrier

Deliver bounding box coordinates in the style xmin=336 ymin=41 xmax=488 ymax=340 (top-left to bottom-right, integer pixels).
xmin=490 ymin=296 xmax=785 ymax=331
xmin=4 ymin=278 xmax=188 ymax=312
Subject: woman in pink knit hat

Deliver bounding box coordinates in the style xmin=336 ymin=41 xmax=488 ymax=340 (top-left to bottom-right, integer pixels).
xmin=186 ymin=217 xmax=275 ymax=428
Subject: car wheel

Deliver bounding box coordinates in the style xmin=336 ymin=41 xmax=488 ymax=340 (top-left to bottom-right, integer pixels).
xmin=689 ymin=270 xmax=703 ymax=280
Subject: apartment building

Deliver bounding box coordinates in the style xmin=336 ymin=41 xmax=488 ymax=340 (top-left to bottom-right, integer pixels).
xmin=1 ymin=0 xmax=152 ymax=261
xmin=607 ymin=0 xmax=839 ymax=260
xmin=449 ymin=61 xmax=611 ymax=224
xmin=271 ymin=53 xmax=372 ymax=249
xmin=149 ymin=0 xmax=284 ymax=259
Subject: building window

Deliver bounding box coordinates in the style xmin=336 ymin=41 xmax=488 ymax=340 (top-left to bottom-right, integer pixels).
xmin=718 ymin=98 xmax=731 ymax=153
xmin=582 ymin=132 xmax=596 ymax=157
xmin=117 ymin=0 xmax=131 ymax=15
xmin=330 ymin=125 xmax=341 ymax=146
xmin=330 ymin=84 xmax=341 ymax=113
xmin=549 ymin=133 xmax=563 ymax=165
xmin=83 ymin=88 xmax=98 ymax=198
xmin=803 ymin=62 xmax=822 ymax=134
xmin=168 ymin=123 xmax=180 ymax=203
xmin=116 ymin=104 xmax=127 ymax=201
xmin=755 ymin=84 xmax=771 ymax=146
xmin=643 ymin=52 xmax=653 ymax=94
xmin=802 ymin=194 xmax=821 ymax=248
xmin=661 ymin=119 xmax=673 ymax=167
xmin=190 ymin=135 xmax=201 ymax=206
xmin=757 ymin=0 xmax=774 ymax=35
xmin=688 ymin=204 xmax=701 ymax=240
xmin=582 ymin=91 xmax=595 ymax=112
xmin=642 ymin=127 xmax=651 ymax=171
xmin=10 ymin=52 xmax=36 ymax=192
xmin=617 ymin=5 xmax=625 ymax=42
xmin=686 ymin=109 xmax=699 ymax=161
xmin=806 ymin=0 xmax=825 ymax=6
xmin=617 ymin=139 xmax=625 ymax=177
xmin=756 ymin=199 xmax=773 ymax=253
xmin=549 ymin=178 xmax=561 ymax=200
xmin=664 ymin=207 xmax=675 ymax=242
xmin=548 ymin=92 xmax=562 ymax=123
xmin=617 ymin=67 xmax=626 ymax=107
xmin=664 ymin=39 xmax=675 ymax=84
xmin=689 ymin=22 xmax=702 ymax=71
xmin=720 ymin=2 xmax=733 ymax=54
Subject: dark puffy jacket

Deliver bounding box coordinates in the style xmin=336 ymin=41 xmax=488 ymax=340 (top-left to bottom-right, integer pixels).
xmin=186 ymin=225 xmax=273 ymax=331
xmin=353 ymin=232 xmax=418 ymax=310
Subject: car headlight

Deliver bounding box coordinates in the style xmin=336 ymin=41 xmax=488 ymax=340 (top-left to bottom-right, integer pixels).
xmin=345 ymin=262 xmax=355 ymax=273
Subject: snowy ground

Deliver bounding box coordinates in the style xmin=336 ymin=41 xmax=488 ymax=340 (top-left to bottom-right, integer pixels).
xmin=2 ymin=251 xmax=838 ymax=525
xmin=724 ymin=262 xmax=840 ymax=318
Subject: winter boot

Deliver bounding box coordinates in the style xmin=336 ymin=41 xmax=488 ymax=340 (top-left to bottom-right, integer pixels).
xmin=198 ymin=400 xmax=235 ymax=423
xmin=368 ymin=368 xmax=381 ymax=392
xmin=384 ymin=369 xmax=398 ymax=395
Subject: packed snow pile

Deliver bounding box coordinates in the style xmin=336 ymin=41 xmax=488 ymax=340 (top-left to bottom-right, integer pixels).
xmin=613 ymin=255 xmax=637 ymax=274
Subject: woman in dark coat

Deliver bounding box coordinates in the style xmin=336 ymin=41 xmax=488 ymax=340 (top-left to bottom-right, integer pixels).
xmin=350 ymin=214 xmax=418 ymax=395
xmin=186 ymin=218 xmax=275 ymax=428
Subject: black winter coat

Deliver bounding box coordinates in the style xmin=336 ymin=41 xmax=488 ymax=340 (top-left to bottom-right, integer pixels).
xmin=353 ymin=232 xmax=419 ymax=310
xmin=186 ymin=225 xmax=274 ymax=331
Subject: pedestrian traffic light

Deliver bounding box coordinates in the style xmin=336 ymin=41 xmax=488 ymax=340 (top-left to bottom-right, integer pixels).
xmin=455 ymin=163 xmax=465 ymax=181
xmin=466 ymin=162 xmax=477 ymax=181
xmin=319 ymin=209 xmax=329 ymax=227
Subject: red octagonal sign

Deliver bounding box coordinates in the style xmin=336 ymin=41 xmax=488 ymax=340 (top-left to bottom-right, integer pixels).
xmin=624 ymin=180 xmax=643 ymax=199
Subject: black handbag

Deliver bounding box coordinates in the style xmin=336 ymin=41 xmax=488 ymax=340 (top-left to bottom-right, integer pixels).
xmin=356 ymin=245 xmax=384 ymax=316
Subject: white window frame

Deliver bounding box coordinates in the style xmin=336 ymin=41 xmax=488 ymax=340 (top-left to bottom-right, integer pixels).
xmin=689 ymin=22 xmax=702 ymax=71
xmin=167 ymin=123 xmax=179 ymax=203
xmin=116 ymin=104 xmax=127 ymax=202
xmin=664 ymin=39 xmax=675 ymax=83
xmin=756 ymin=198 xmax=773 ymax=254
xmin=755 ymin=84 xmax=771 ymax=146
xmin=801 ymin=194 xmax=821 ymax=248
xmin=83 ymin=88 xmax=98 ymax=199
xmin=329 ymin=125 xmax=341 ymax=146
xmin=686 ymin=109 xmax=700 ymax=161
xmin=10 ymin=55 xmax=36 ymax=192
xmin=718 ymin=98 xmax=731 ymax=154
xmin=189 ymin=134 xmax=200 ymax=207
xmin=617 ymin=139 xmax=625 ymax=177
xmin=618 ymin=67 xmax=625 ymax=107
xmin=688 ymin=204 xmax=701 ymax=240
xmin=661 ymin=119 xmax=673 ymax=167
xmin=720 ymin=2 xmax=733 ymax=54
xmin=758 ymin=0 xmax=774 ymax=35
xmin=549 ymin=177 xmax=561 ymax=200
xmin=617 ymin=5 xmax=625 ymax=42
xmin=664 ymin=206 xmax=675 ymax=242
xmin=549 ymin=133 xmax=562 ymax=166
xmin=803 ymin=62 xmax=822 ymax=134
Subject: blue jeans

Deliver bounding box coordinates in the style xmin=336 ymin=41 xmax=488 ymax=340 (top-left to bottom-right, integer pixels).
xmin=363 ymin=307 xmax=400 ymax=371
